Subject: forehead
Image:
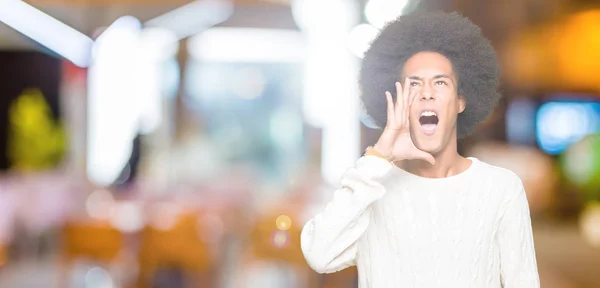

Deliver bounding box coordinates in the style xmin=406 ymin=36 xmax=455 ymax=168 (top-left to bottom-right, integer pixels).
xmin=401 ymin=51 xmax=456 ymax=79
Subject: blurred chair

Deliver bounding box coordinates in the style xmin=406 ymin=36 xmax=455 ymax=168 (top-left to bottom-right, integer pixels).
xmin=59 ymin=220 xmax=125 ymax=287
xmin=136 ymin=208 xmax=217 ymax=288
xmin=320 ymin=267 xmax=358 ymax=288
xmin=236 ymin=209 xmax=319 ymax=288
xmin=0 ymin=242 xmax=6 ymax=268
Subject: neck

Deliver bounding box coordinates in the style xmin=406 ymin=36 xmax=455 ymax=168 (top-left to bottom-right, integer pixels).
xmin=400 ymin=139 xmax=468 ymax=179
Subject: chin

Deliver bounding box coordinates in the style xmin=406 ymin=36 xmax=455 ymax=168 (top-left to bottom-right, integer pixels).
xmin=410 ymin=128 xmax=445 ymax=155
xmin=414 ymin=138 xmax=444 ymax=155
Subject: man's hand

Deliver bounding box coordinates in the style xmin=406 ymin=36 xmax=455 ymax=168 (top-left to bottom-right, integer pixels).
xmin=373 ymin=78 xmax=435 ymax=165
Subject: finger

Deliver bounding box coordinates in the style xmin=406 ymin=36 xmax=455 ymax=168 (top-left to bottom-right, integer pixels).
xmin=405 ymin=90 xmax=417 ymax=124
xmin=403 ymin=77 xmax=411 ymax=116
xmin=409 ymin=84 xmax=419 ymax=107
xmin=385 ymin=91 xmax=394 ymax=125
xmin=394 ymin=81 xmax=403 ymax=115
xmin=417 ymin=151 xmax=436 ymax=165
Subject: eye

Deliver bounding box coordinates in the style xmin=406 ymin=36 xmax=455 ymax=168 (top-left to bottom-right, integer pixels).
xmin=435 ymin=80 xmax=448 ymax=86
xmin=409 ymin=81 xmax=420 ymax=87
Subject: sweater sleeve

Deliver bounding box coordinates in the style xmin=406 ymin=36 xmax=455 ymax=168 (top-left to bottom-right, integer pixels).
xmin=498 ymin=184 xmax=540 ymax=288
xmin=300 ymin=155 xmax=394 ymax=274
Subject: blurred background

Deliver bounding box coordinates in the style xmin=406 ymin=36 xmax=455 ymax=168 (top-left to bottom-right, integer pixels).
xmin=0 ymin=0 xmax=599 ymax=287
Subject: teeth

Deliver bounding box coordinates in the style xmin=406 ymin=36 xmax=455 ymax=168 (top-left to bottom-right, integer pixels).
xmin=421 ymin=111 xmax=436 ymax=117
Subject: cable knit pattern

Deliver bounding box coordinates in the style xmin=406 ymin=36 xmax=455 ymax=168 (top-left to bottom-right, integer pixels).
xmin=301 ymin=156 xmax=540 ymax=288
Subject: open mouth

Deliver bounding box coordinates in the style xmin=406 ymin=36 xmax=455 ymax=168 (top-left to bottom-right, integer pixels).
xmin=419 ymin=111 xmax=439 ymax=135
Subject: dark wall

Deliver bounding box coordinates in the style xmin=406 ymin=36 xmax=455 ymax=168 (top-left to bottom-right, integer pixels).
xmin=0 ymin=51 xmax=61 ymax=170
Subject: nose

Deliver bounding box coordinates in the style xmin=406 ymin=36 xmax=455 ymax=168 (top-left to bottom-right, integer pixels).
xmin=420 ymin=86 xmax=435 ymax=100
xmin=421 ymin=93 xmax=434 ymax=100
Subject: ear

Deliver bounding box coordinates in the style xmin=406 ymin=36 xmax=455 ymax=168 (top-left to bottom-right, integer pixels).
xmin=458 ymin=96 xmax=466 ymax=113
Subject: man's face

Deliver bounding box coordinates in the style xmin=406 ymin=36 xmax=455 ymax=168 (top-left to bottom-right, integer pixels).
xmin=402 ymin=51 xmax=465 ymax=156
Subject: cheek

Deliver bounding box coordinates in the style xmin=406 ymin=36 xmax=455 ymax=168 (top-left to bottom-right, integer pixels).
xmin=440 ymin=100 xmax=461 ymax=123
xmin=441 ymin=92 xmax=462 ymax=112
xmin=409 ymin=106 xmax=420 ymax=120
xmin=443 ymin=104 xmax=461 ymax=124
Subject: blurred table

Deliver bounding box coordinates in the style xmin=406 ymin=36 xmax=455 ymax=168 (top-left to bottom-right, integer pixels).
xmin=533 ymin=220 xmax=600 ymax=288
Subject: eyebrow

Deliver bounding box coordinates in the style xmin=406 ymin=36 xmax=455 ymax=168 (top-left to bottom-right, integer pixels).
xmin=407 ymin=74 xmax=453 ymax=81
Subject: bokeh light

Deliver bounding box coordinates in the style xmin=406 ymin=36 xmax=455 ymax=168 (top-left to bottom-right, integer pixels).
xmin=536 ymin=101 xmax=600 ymax=155
xmin=270 ymin=230 xmax=290 ymax=249
xmin=275 ymin=215 xmax=292 ymax=231
xmin=347 ymin=23 xmax=380 ymax=58
xmin=364 ymin=0 xmax=411 ymax=29
xmin=148 ymin=202 xmax=182 ymax=231
xmin=579 ymin=202 xmax=600 ymax=248
xmin=561 ymin=134 xmax=600 ymax=197
xmin=85 ymin=189 xmax=115 ymax=220
xmin=84 ymin=266 xmax=114 ymax=288
xmin=108 ymin=201 xmax=144 ymax=233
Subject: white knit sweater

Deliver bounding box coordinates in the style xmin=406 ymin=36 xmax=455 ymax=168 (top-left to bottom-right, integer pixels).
xmin=301 ymin=156 xmax=540 ymax=288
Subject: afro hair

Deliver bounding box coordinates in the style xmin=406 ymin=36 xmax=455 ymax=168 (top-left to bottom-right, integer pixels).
xmin=359 ymin=11 xmax=501 ymax=139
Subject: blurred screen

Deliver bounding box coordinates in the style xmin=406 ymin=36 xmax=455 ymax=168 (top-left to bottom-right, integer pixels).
xmin=536 ymin=96 xmax=600 ymax=155
xmin=185 ymin=61 xmax=306 ymax=182
xmin=506 ymin=98 xmax=538 ymax=146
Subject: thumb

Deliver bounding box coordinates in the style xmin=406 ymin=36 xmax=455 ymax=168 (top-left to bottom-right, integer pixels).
xmin=415 ymin=150 xmax=435 ymax=165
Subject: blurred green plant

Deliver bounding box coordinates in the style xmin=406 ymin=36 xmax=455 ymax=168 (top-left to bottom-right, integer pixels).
xmin=7 ymin=88 xmax=66 ymax=171
xmin=560 ymin=133 xmax=600 ymax=202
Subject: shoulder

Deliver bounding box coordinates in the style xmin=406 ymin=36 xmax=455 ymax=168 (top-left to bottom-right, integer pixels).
xmin=472 ymin=158 xmax=523 ymax=186
xmin=470 ymin=158 xmax=525 ymax=198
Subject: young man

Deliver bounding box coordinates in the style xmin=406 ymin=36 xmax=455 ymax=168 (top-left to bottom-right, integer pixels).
xmin=300 ymin=11 xmax=540 ymax=287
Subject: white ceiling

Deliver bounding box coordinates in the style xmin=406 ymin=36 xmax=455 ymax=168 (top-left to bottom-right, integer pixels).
xmin=0 ymin=3 xmax=189 ymax=50
xmin=0 ymin=2 xmax=299 ymax=50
